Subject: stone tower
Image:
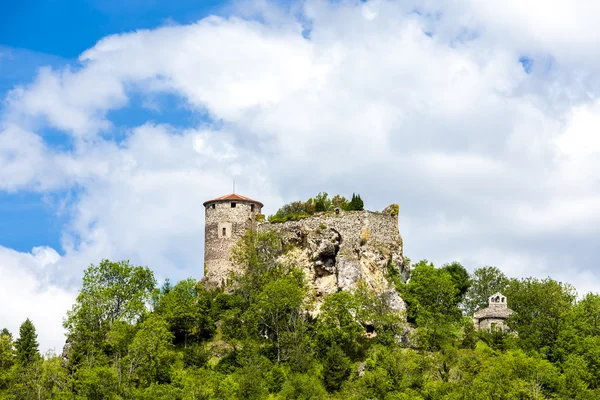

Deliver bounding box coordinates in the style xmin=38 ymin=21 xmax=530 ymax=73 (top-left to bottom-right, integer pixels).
xmin=203 ymin=193 xmax=263 ymax=286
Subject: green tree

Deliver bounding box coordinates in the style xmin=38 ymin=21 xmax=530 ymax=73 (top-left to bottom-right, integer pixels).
xmin=314 ymin=192 xmax=332 ymax=213
xmin=331 ymin=194 xmax=349 ymax=210
xmin=400 ymin=260 xmax=462 ymax=349
xmin=505 ymin=277 xmax=576 ymax=361
xmin=0 ymin=329 xmax=14 ymax=391
xmin=279 ymin=373 xmax=328 ymax=400
xmin=74 ymin=365 xmax=121 ymax=400
xmin=462 ymin=266 xmax=509 ymax=315
xmin=154 ymin=278 xmax=215 ymax=347
xmin=127 ymin=314 xmax=175 ymax=386
xmin=14 ymin=319 xmax=40 ymax=366
xmin=254 ymin=273 xmax=307 ymax=362
xmin=347 ymin=193 xmax=365 ymax=211
xmin=64 ymin=259 xmax=156 ymax=365
xmin=322 ymin=345 xmax=352 ymax=392
xmin=441 ymin=262 xmax=471 ymax=300
xmin=317 ymin=291 xmax=366 ymax=359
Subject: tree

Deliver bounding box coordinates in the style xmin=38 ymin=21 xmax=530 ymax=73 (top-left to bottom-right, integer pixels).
xmin=347 ymin=193 xmax=365 ymax=211
xmin=0 ymin=328 xmax=14 ymax=391
xmin=15 ymin=319 xmax=40 ymax=366
xmin=0 ymin=329 xmax=13 ymax=371
xmin=504 ymin=277 xmax=576 ymax=361
xmin=64 ymin=259 xmax=156 ymax=365
xmin=462 ymin=266 xmax=509 ymax=315
xmin=254 ymin=273 xmax=307 ymax=363
xmin=331 ymin=194 xmax=349 ymax=210
xmin=322 ymin=345 xmax=352 ymax=392
xmin=400 ymin=260 xmax=462 ymax=349
xmin=154 ymin=278 xmax=215 ymax=347
xmin=127 ymin=314 xmax=175 ymax=386
xmin=317 ymin=291 xmax=366 ymax=359
xmin=441 ymin=262 xmax=471 ymax=301
xmin=314 ymin=192 xmax=332 ymax=213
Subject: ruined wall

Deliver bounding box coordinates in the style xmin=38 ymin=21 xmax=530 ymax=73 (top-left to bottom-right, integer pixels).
xmin=256 ymin=206 xmax=409 ymax=311
xmin=204 ymin=200 xmax=262 ymax=285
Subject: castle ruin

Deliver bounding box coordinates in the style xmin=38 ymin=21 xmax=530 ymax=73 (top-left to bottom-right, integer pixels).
xmin=202 ymin=193 xmax=409 ymax=308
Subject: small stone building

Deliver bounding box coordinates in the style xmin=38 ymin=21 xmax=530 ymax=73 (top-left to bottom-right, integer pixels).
xmin=473 ymin=292 xmax=513 ymax=332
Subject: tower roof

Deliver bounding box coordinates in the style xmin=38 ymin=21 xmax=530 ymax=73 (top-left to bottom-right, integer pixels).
xmin=203 ymin=193 xmax=264 ymax=207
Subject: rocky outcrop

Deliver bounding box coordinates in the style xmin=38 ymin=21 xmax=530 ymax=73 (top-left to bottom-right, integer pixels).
xmin=259 ymin=207 xmax=409 ymax=312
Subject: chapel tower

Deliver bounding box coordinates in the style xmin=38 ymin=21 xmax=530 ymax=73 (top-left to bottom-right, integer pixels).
xmin=203 ymin=193 xmax=263 ymax=286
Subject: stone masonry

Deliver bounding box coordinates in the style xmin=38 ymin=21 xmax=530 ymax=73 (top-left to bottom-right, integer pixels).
xmin=203 ymin=194 xmax=263 ymax=286
xmin=473 ymin=292 xmax=514 ymax=331
xmin=202 ymin=193 xmax=408 ymax=313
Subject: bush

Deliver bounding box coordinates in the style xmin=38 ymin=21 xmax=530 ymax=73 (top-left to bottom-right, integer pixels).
xmin=268 ymin=192 xmax=364 ymax=222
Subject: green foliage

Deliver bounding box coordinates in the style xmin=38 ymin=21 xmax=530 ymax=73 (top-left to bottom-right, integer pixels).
xmin=399 ymin=260 xmax=462 ymax=350
xmin=346 ymin=193 xmax=364 ymax=211
xmin=0 ymin=329 xmax=14 ymax=379
xmin=64 ymin=259 xmax=156 ymax=366
xmin=440 ymin=261 xmax=471 ymax=300
xmin=267 ymin=192 xmax=364 ymax=222
xmin=14 ymin=319 xmax=40 ymax=366
xmin=153 ymin=278 xmax=216 ymax=346
xmin=322 ymin=345 xmax=352 ymax=392
xmin=128 ymin=314 xmax=176 ymax=386
xmin=388 ymin=203 xmax=399 ymax=216
xmin=4 ymin=249 xmax=600 ymax=398
xmin=462 ymin=266 xmax=509 ymax=315
xmin=504 ymin=277 xmax=576 ymax=361
xmin=279 ymin=373 xmax=328 ymax=400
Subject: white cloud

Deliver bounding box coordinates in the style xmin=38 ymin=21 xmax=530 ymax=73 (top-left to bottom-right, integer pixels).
xmin=0 ymin=246 xmax=75 ymax=353
xmin=2 ymin=0 xmax=600 ymax=349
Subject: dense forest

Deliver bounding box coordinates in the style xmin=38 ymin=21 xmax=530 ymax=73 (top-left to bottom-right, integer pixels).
xmin=1 ymin=230 xmax=600 ymax=399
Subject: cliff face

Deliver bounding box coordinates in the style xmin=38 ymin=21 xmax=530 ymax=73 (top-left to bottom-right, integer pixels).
xmin=257 ymin=206 xmax=409 ymax=312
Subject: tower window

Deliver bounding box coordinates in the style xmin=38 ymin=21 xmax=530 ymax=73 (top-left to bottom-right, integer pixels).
xmin=211 ymin=204 xmax=215 ymax=209
xmin=251 ymin=204 xmax=255 ymax=212
xmin=222 ymin=227 xmax=226 ymax=236
xmin=231 ymin=202 xmax=236 ymax=208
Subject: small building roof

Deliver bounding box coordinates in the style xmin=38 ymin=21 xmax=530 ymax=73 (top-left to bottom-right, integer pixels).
xmin=203 ymin=193 xmax=264 ymax=207
xmin=473 ymin=292 xmax=513 ymax=320
xmin=473 ymin=306 xmax=513 ymax=320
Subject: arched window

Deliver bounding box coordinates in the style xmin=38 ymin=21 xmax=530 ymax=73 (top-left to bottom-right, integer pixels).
xmin=222 ymin=227 xmax=226 ymax=237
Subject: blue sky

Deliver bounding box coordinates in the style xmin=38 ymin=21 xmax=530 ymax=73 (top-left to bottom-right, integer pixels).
xmin=0 ymin=0 xmax=225 ymax=57
xmin=2 ymin=0 xmax=600 ymax=352
xmin=0 ymin=0 xmax=223 ymax=253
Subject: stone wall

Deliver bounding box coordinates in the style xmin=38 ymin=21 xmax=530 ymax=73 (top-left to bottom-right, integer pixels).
xmin=256 ymin=206 xmax=408 ymax=311
xmin=204 ymin=200 xmax=262 ymax=285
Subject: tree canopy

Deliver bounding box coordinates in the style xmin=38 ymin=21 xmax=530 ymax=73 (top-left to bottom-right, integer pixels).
xmin=2 ymin=247 xmax=600 ymax=398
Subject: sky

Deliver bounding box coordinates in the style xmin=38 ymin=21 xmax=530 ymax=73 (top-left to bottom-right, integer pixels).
xmin=1 ymin=0 xmax=600 ymax=353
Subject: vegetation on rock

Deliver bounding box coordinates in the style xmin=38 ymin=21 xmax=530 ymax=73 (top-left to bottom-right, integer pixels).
xmin=268 ymin=192 xmax=365 ymax=223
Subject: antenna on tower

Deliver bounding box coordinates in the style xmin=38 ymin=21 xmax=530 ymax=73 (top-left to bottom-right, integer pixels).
xmin=233 ymin=180 xmax=235 ymax=194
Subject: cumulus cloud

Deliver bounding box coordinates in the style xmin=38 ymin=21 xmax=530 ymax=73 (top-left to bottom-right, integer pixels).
xmin=2 ymin=0 xmax=600 ymax=350
xmin=0 ymin=246 xmax=75 ymax=353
